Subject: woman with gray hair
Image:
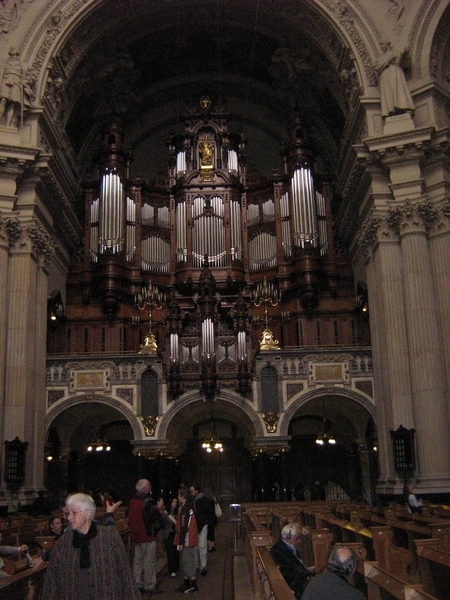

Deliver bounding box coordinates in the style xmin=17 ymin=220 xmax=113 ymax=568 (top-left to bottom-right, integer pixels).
xmin=42 ymin=493 xmax=140 ymax=600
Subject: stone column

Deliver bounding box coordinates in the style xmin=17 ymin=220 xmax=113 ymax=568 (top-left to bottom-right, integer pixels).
xmin=3 ymin=221 xmax=54 ymax=491
xmin=393 ymin=201 xmax=450 ymax=490
xmin=428 ymin=204 xmax=450 ymax=430
xmin=359 ymin=210 xmax=414 ymax=491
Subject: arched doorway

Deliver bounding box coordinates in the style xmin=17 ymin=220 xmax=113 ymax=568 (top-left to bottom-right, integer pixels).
xmin=45 ymin=400 xmax=137 ymax=505
xmin=286 ymin=394 xmax=378 ymax=503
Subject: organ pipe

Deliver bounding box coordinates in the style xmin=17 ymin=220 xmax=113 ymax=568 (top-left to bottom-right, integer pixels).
xmin=99 ymin=170 xmax=124 ymax=254
xmin=291 ymin=166 xmax=318 ymax=248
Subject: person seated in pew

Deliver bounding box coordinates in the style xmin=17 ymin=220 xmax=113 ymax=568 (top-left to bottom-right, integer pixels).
xmin=301 ymin=546 xmax=366 ymax=600
xmin=0 ymin=532 xmax=40 ymax=580
xmin=48 ymin=515 xmax=64 ymax=539
xmin=269 ymin=522 xmax=315 ymax=599
xmin=404 ymin=484 xmax=423 ymax=514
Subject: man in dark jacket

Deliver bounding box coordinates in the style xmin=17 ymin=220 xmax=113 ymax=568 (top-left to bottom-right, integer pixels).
xmin=301 ymin=546 xmax=366 ymax=599
xmin=269 ymin=522 xmax=314 ymax=599
xmin=128 ymin=479 xmax=162 ymax=594
xmin=189 ymin=483 xmax=215 ymax=576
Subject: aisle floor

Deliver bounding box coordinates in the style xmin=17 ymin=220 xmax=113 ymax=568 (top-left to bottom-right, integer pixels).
xmin=146 ymin=521 xmax=254 ymax=600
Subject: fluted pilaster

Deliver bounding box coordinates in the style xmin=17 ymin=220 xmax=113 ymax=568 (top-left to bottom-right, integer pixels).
xmin=428 ymin=203 xmax=450 ymax=432
xmin=358 ymin=210 xmax=414 ymax=488
xmin=394 ymin=201 xmax=450 ymax=489
xmin=3 ymin=221 xmax=54 ymax=489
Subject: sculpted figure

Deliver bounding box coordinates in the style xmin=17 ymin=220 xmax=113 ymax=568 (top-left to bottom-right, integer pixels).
xmin=375 ymin=44 xmax=414 ymax=117
xmin=198 ymin=135 xmax=214 ymax=166
xmin=0 ymin=47 xmax=22 ymax=126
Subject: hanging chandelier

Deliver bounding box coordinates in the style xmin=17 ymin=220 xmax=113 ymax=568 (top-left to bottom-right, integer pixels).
xmin=202 ymin=417 xmax=223 ymax=453
xmin=87 ymin=429 xmax=111 ymax=453
xmin=315 ymin=398 xmax=336 ymax=445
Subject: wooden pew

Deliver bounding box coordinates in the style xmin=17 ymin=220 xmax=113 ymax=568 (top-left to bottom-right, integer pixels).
xmin=364 ymin=561 xmax=439 ymax=600
xmin=255 ymin=547 xmax=295 ymax=600
xmin=415 ymin=538 xmax=450 ymax=599
xmin=371 ymin=525 xmax=418 ymax=580
xmin=241 ymin=512 xmax=273 ymax=598
xmin=0 ymin=562 xmax=47 ymax=600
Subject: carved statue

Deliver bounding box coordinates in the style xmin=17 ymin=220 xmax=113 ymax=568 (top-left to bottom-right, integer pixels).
xmin=0 ymin=47 xmax=22 ymax=126
xmin=374 ymin=44 xmax=414 ymax=117
xmin=198 ymin=135 xmax=214 ymax=166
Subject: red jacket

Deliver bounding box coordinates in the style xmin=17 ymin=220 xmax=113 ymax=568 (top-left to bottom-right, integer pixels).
xmin=128 ymin=493 xmax=155 ymax=543
xmin=174 ymin=500 xmax=198 ymax=547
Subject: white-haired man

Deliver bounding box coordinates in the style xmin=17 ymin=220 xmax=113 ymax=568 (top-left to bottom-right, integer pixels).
xmin=42 ymin=492 xmax=139 ymax=600
xmin=269 ymin=522 xmax=314 ymax=599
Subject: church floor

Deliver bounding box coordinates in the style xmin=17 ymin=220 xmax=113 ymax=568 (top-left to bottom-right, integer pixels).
xmin=148 ymin=520 xmax=255 ymax=600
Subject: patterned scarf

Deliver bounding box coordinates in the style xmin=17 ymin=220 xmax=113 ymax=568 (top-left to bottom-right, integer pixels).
xmin=72 ymin=521 xmax=98 ymax=569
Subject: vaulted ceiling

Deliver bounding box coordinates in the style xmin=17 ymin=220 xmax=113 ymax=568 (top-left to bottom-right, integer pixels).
xmin=56 ymin=0 xmax=353 ymax=183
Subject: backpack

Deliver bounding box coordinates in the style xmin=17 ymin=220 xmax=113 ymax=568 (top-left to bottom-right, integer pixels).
xmin=143 ymin=499 xmax=164 ymax=537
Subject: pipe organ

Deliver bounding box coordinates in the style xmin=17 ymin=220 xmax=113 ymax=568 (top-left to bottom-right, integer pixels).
xmin=54 ymin=97 xmax=363 ymax=398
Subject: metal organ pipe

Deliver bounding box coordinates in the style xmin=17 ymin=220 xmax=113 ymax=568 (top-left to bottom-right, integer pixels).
xmin=126 ymin=197 xmax=136 ymax=261
xmin=280 ymin=192 xmax=291 ymax=258
xmin=170 ymin=333 xmax=179 ymax=363
xmin=90 ymin=199 xmax=99 ymax=261
xmin=202 ymin=318 xmax=214 ymax=357
xmin=230 ymin=200 xmax=242 ymax=260
xmin=176 ymin=200 xmax=187 ymax=262
xmin=228 ymin=149 xmax=238 ymax=172
xmin=248 ymin=233 xmax=277 ymax=270
xmin=99 ymin=171 xmax=124 ymax=254
xmin=141 ymin=236 xmax=170 ymax=272
xmin=238 ymin=330 xmax=247 ymax=361
xmin=291 ymin=167 xmax=318 ymax=248
xmin=316 ymin=191 xmax=328 ymax=256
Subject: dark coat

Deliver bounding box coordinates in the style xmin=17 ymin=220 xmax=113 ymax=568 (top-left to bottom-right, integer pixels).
xmin=269 ymin=540 xmax=312 ymax=599
xmin=42 ymin=526 xmax=140 ymax=600
xmin=301 ymin=569 xmax=367 ymax=600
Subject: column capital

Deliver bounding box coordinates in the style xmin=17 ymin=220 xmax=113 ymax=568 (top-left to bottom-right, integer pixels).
xmin=387 ymin=199 xmax=436 ymax=237
xmin=0 ymin=214 xmax=20 ymax=249
xmin=357 ymin=209 xmax=397 ymax=259
xmin=9 ymin=220 xmax=55 ymax=266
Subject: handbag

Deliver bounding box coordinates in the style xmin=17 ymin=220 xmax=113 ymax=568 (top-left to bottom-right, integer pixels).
xmin=214 ymin=497 xmax=222 ymax=519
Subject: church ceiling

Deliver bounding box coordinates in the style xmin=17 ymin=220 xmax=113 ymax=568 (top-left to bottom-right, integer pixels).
xmin=53 ymin=0 xmax=353 ymax=182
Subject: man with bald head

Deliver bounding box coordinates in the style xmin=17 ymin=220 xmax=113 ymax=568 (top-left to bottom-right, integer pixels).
xmin=301 ymin=545 xmax=366 ymax=599
xmin=128 ymin=478 xmax=162 ymax=595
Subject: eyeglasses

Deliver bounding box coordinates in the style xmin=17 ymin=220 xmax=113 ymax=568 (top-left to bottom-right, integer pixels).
xmin=66 ymin=510 xmax=87 ymax=517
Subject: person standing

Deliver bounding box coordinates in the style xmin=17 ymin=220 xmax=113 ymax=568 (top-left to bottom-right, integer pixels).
xmin=42 ymin=493 xmax=139 ymax=600
xmin=174 ymin=487 xmax=198 ymax=594
xmin=128 ymin=478 xmax=161 ymax=595
xmin=189 ymin=482 xmax=214 ymax=576
xmin=301 ymin=546 xmax=366 ymax=599
xmin=162 ymin=496 xmax=179 ymax=577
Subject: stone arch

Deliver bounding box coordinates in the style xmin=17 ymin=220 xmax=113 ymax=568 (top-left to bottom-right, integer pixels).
xmin=158 ymin=388 xmax=265 ymax=440
xmin=410 ymin=0 xmax=450 ymax=79
xmin=46 ymin=392 xmax=142 ymax=440
xmin=16 ymin=0 xmax=385 ymax=122
xmin=279 ymin=386 xmax=376 ymax=437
